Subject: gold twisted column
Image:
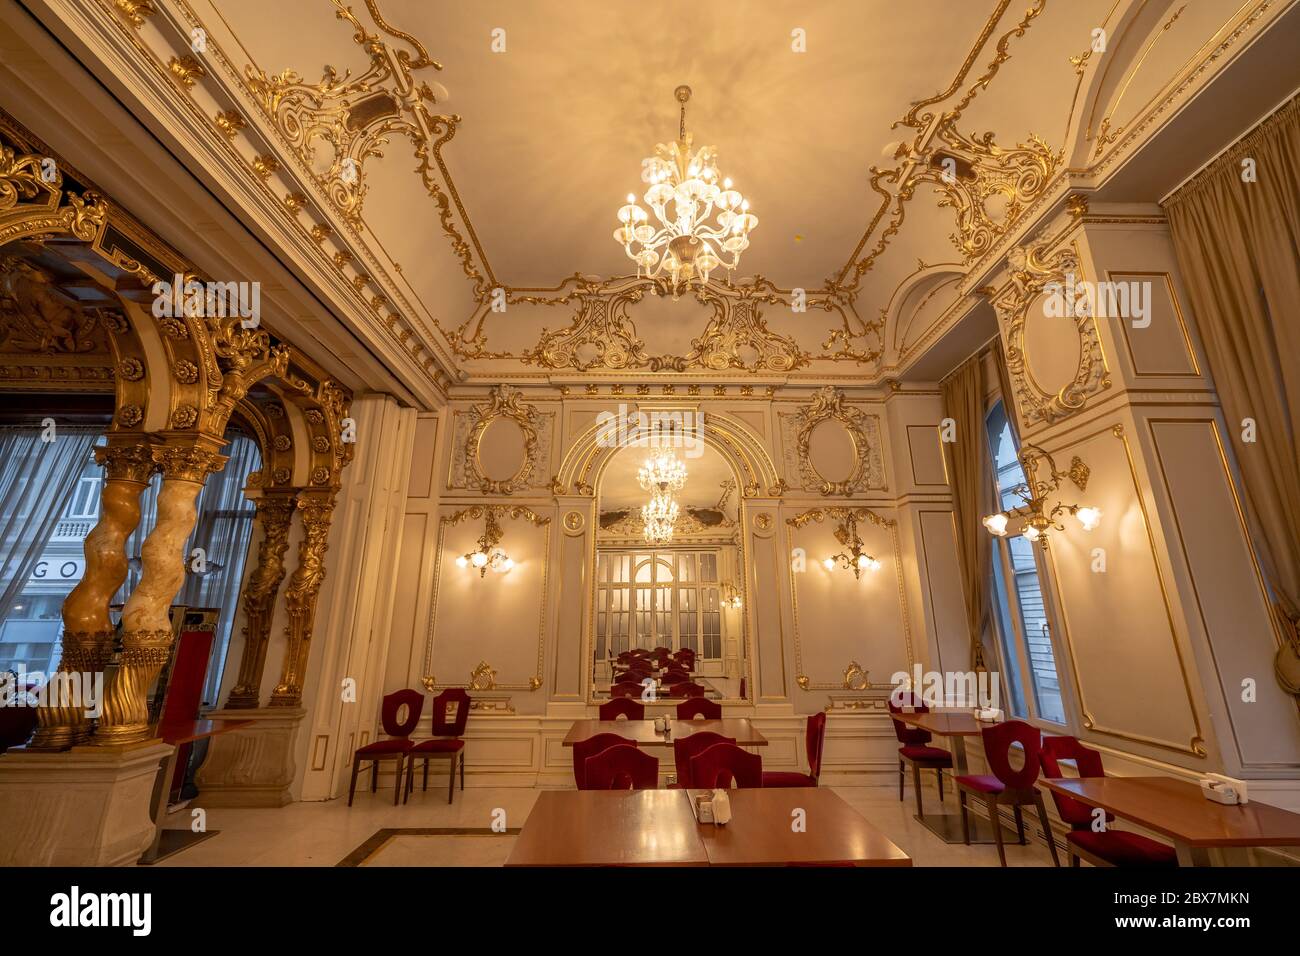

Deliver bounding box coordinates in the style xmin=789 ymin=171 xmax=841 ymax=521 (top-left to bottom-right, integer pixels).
xmin=30 ymin=439 xmax=157 ymax=750
xmin=269 ymin=491 xmax=336 ymax=707
xmin=224 ymin=491 xmax=298 ymax=708
xmin=95 ymin=440 xmax=226 ymax=745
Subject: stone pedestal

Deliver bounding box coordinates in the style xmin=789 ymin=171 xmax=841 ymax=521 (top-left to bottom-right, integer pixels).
xmin=194 ymin=707 xmax=305 ymax=807
xmin=0 ymin=741 xmax=172 ymax=866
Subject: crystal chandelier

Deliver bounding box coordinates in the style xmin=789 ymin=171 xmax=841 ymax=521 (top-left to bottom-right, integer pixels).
xmin=638 ymin=447 xmax=687 ymax=494
xmin=642 ymin=492 xmax=679 ymax=546
xmin=614 ymin=85 xmax=758 ymax=294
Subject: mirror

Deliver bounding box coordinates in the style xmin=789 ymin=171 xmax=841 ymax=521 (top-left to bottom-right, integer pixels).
xmin=590 ymin=440 xmax=751 ymax=705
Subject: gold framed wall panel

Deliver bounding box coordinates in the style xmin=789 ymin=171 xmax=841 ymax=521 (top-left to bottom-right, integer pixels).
xmin=1043 ymin=421 xmax=1206 ymax=758
xmin=1104 ymin=270 xmax=1201 ymax=378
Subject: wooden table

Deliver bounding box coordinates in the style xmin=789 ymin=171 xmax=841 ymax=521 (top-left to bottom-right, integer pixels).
xmin=695 ymin=788 xmax=911 ymax=867
xmin=1042 ymin=775 xmax=1300 ymax=866
xmin=887 ymin=710 xmax=1013 ymax=846
xmin=562 ymin=718 xmax=768 ymax=748
xmin=506 ymin=790 xmax=709 ymax=866
xmin=139 ymin=718 xmax=252 ymax=865
xmin=505 ymin=788 xmax=910 ymax=867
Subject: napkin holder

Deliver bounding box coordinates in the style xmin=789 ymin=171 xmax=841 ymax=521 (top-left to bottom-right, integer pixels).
xmin=974 ymin=707 xmax=1003 ymax=722
xmin=1199 ymin=773 xmax=1248 ymax=805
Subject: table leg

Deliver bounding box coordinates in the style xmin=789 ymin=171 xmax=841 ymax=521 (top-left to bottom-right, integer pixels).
xmin=951 ymin=735 xmax=969 ymax=775
xmin=1175 ymin=841 xmax=1212 ymax=867
xmin=138 ymin=742 xmax=222 ymax=865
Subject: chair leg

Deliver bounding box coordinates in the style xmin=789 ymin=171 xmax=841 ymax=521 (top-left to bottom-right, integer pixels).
xmin=959 ymin=790 xmax=970 ymax=845
xmin=392 ymin=755 xmax=403 ymax=806
xmin=936 ymin=769 xmax=944 ymax=802
xmin=911 ymin=762 xmax=924 ymax=818
xmin=1013 ymin=804 xmax=1025 ymax=844
xmin=423 ymin=759 xmax=429 ymax=792
xmin=348 ymin=757 xmax=361 ymax=807
xmin=988 ymin=796 xmax=1007 ymax=867
xmin=447 ymin=755 xmax=456 ymax=804
xmin=370 ymin=761 xmax=378 ymax=793
xmin=898 ymin=759 xmax=904 ymax=801
xmin=460 ymin=750 xmax=466 ymax=791
xmin=1034 ymin=792 xmax=1061 ymax=867
xmin=1070 ymin=852 xmax=1080 ymax=867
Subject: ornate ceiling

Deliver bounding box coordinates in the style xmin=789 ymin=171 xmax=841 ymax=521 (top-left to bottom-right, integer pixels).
xmin=13 ymin=0 xmax=1293 ymax=404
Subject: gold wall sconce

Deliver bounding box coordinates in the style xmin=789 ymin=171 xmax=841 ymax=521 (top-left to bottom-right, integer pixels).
xmin=983 ymin=444 xmax=1100 ymax=546
xmin=821 ymin=511 xmax=882 ymax=579
xmin=455 ymin=509 xmax=515 ymax=577
xmin=721 ymin=582 xmax=743 ymax=609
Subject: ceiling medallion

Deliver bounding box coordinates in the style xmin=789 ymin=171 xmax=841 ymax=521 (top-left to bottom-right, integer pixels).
xmin=615 ymin=86 xmax=758 ymax=296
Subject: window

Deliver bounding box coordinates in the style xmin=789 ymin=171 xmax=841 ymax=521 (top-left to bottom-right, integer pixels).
xmin=984 ymin=401 xmax=1066 ymax=725
xmin=595 ymin=549 xmax=724 ymax=660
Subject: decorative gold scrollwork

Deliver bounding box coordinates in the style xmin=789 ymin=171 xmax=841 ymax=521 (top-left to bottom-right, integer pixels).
xmin=781 ymin=386 xmax=884 ymax=496
xmin=451 ymin=385 xmax=550 ymax=495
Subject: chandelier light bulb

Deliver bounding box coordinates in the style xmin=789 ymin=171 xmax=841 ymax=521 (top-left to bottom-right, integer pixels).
xmin=983 ymin=513 xmax=1010 ymax=537
xmin=455 ymin=555 xmax=468 ymax=568
xmin=1075 ymin=507 xmax=1102 ymax=531
xmin=471 ymin=551 xmax=489 ymax=568
xmin=822 ymin=558 xmax=835 ymax=571
xmin=1023 ymin=525 xmax=1041 ymax=543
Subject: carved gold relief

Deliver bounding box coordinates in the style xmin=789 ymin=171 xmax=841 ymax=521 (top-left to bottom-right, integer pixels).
xmin=225 ymin=492 xmax=297 ymax=708
xmin=991 ymin=234 xmax=1111 ymax=425
xmin=450 ymin=385 xmax=551 ymax=495
xmin=842 ymin=661 xmax=871 ymax=691
xmin=468 ymin=661 xmax=497 ymax=691
xmin=780 ymin=386 xmax=885 ymax=496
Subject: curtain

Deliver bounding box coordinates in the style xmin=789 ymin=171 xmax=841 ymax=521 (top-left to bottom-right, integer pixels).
xmin=992 ymin=340 xmax=1021 ymax=446
xmin=941 ymin=353 xmax=993 ymax=670
xmin=0 ymin=425 xmax=101 ymax=622
xmin=1164 ymin=94 xmax=1300 ymax=692
xmin=114 ymin=432 xmax=261 ymax=704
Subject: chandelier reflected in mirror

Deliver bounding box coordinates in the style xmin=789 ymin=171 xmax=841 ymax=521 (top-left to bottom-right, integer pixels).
xmin=615 ymin=85 xmax=757 ymax=295
xmin=638 ymin=432 xmax=688 ymax=546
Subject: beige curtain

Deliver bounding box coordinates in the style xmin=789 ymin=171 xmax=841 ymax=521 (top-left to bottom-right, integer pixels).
xmin=1164 ymin=94 xmax=1300 ymax=692
xmin=992 ymin=340 xmax=1020 ymax=446
xmin=941 ymin=351 xmax=993 ymax=670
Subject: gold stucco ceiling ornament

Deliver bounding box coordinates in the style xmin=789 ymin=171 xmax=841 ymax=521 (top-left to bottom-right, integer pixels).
xmin=615 ymin=86 xmax=757 ymax=297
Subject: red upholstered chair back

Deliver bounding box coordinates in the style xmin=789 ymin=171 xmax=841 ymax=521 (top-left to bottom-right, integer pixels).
xmin=691 ymin=742 xmax=763 ymax=789
xmin=380 ymin=689 xmax=424 ymax=739
xmin=573 ymin=733 xmax=635 ymax=790
xmin=661 ymin=671 xmax=687 ymax=685
xmin=599 ymin=697 xmax=645 ymax=720
xmin=431 ymin=688 xmax=470 ymax=737
xmin=676 ymin=698 xmax=721 ymax=720
xmin=805 ymin=712 xmax=828 ymax=780
xmin=982 ymin=720 xmax=1042 ymax=790
xmin=675 ymin=682 xmax=706 ymax=698
xmin=610 ymin=682 xmax=645 ymax=699
xmin=1040 ymin=735 xmax=1112 ymax=828
xmin=887 ymin=692 xmax=933 ymax=746
xmin=673 ymin=732 xmax=736 ymax=788
xmin=585 ymin=745 xmax=659 ymax=790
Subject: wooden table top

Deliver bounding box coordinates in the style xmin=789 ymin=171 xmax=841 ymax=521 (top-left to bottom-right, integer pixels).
xmin=888 ymin=710 xmax=988 ymax=737
xmin=696 ymin=788 xmax=912 ymax=867
xmin=155 ymin=718 xmax=253 ymax=746
xmin=505 ymin=790 xmax=709 ymax=866
xmin=561 ymin=718 xmax=768 ymax=747
xmin=1042 ymin=776 xmax=1300 ymax=848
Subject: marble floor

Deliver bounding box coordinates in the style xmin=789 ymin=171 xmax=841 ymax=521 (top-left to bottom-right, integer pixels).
xmin=151 ymin=778 xmax=1058 ymax=867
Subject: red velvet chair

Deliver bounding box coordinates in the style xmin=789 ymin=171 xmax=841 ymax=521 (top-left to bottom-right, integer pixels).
xmin=585 ymin=744 xmax=659 ymax=790
xmin=610 ymin=681 xmax=646 ymax=699
xmin=956 ymin=720 xmax=1060 ymax=867
xmin=573 ymin=733 xmax=635 ymax=790
xmin=672 ymin=732 xmax=736 ymax=788
xmin=762 ymin=712 xmax=827 ymax=788
xmin=348 ymin=689 xmax=423 ymax=806
xmin=672 ymin=681 xmax=707 ymax=698
xmin=889 ymin=693 xmax=952 ymax=817
xmin=676 ymin=698 xmax=721 ymax=720
xmin=599 ymin=697 xmax=645 ymax=720
xmin=1040 ymin=736 xmax=1177 ymax=868
xmin=406 ymin=688 xmax=471 ymax=804
xmin=661 ymin=670 xmax=688 ymax=685
xmin=690 ymin=742 xmax=763 ymax=789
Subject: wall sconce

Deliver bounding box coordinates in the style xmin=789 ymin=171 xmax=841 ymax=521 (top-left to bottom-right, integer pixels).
xmin=721 ymin=582 xmax=743 ymax=609
xmin=983 ymin=444 xmax=1099 ymax=547
xmin=455 ymin=509 xmax=514 ymax=577
xmin=821 ymin=511 xmax=882 ymax=580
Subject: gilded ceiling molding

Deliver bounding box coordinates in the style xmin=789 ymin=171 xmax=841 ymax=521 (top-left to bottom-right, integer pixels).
xmin=779 ymin=387 xmax=885 ymax=496
xmin=449 ymin=385 xmax=553 ymax=495
xmin=112 ymin=0 xmax=157 ymax=28
xmin=916 ymin=125 xmax=1061 ymax=262
xmin=0 ymin=138 xmax=107 ymax=248
xmin=422 ymin=504 xmax=550 ymax=692
xmin=990 ymin=233 xmax=1111 ymax=426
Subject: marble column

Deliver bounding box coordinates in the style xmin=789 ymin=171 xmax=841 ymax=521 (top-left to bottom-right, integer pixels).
xmin=224 ymin=491 xmax=298 ymax=708
xmin=95 ymin=438 xmax=226 ymax=745
xmin=31 ymin=437 xmax=156 ymax=750
xmin=269 ymin=490 xmax=337 ymax=707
